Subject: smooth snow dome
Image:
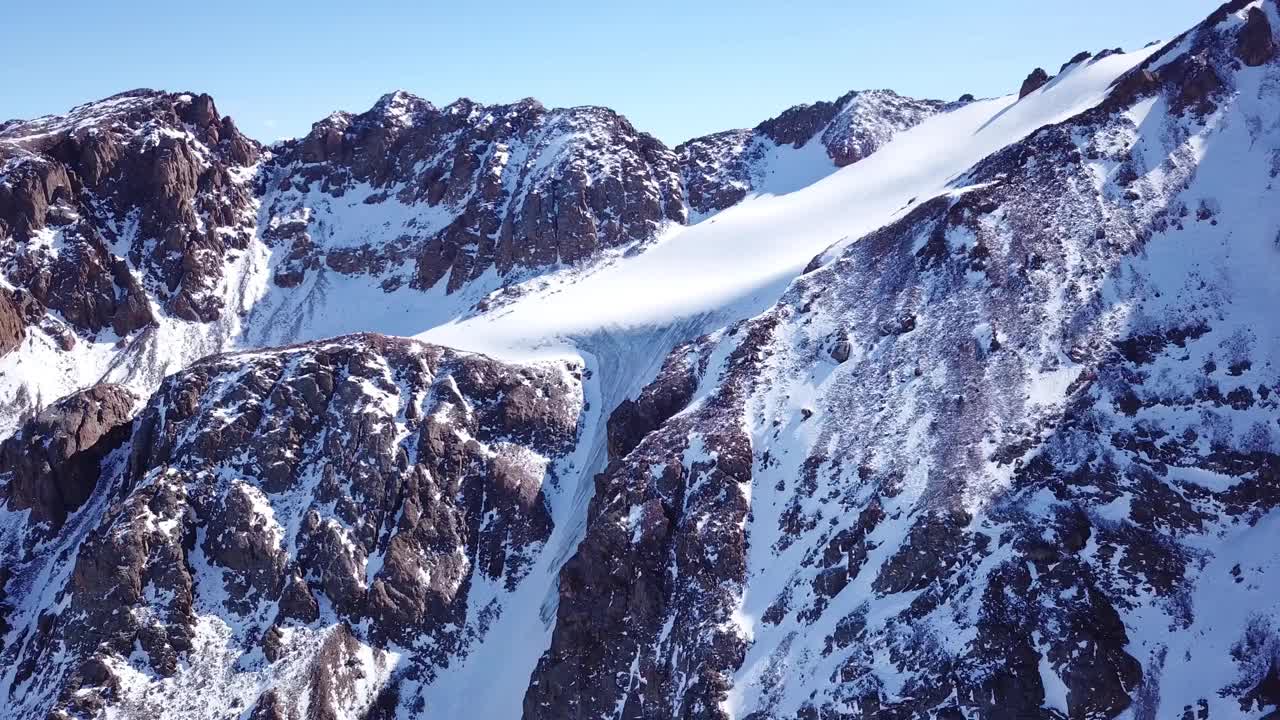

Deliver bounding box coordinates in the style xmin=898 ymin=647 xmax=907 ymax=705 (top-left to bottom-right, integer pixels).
xmin=421 ymin=44 xmax=1166 ymax=357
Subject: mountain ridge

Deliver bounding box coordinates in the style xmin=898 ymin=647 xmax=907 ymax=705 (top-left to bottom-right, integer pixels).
xmin=0 ymin=77 xmax=958 ymax=435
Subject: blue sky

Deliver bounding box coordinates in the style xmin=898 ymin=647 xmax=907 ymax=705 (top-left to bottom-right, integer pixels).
xmin=3 ymin=0 xmax=1211 ymax=145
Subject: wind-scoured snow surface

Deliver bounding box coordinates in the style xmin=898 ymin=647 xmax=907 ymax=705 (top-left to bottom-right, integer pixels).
xmin=3 ymin=2 xmax=1280 ymax=718
xmin=423 ymin=44 xmax=1164 ymax=354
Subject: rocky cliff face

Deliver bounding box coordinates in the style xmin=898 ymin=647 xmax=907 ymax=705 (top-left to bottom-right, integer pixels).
xmin=261 ymin=92 xmax=686 ymax=295
xmin=0 ymin=384 xmax=137 ymax=539
xmin=0 ymin=90 xmax=267 ymax=431
xmin=1 ymin=71 xmax=964 ymax=435
xmin=678 ymin=90 xmax=949 ymax=218
xmin=0 ymin=334 xmax=585 ymax=719
xmin=0 ymin=90 xmax=260 ymax=339
xmin=1 ymin=84 xmax=941 ymax=432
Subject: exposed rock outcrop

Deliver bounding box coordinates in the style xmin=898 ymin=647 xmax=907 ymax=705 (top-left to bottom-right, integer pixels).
xmin=0 ymin=384 xmax=136 ymax=536
xmin=1060 ymin=50 xmax=1094 ymax=72
xmin=1019 ymin=67 xmax=1052 ymax=98
xmin=0 ymin=289 xmax=24 ymax=357
xmin=1238 ymin=6 xmax=1276 ymax=66
xmin=605 ymin=339 xmax=709 ymax=459
xmin=527 ymin=319 xmax=767 ymax=720
xmin=0 ymin=90 xmax=260 ymax=339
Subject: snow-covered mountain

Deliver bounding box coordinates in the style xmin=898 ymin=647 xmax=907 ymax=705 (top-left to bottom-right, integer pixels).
xmin=0 ymin=90 xmax=263 ymax=426
xmin=3 ymin=1 xmax=1280 ymax=718
xmin=0 ymin=82 xmax=935 ymax=437
xmin=259 ymin=92 xmax=687 ymax=296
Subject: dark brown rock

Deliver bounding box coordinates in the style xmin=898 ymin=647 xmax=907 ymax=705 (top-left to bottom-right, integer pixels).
xmin=1238 ymin=6 xmax=1276 ymax=66
xmin=277 ymin=574 xmax=321 ymax=623
xmin=247 ymin=690 xmax=289 ymax=720
xmin=1105 ymin=69 xmax=1160 ymax=110
xmin=526 ymin=321 xmax=771 ymax=720
xmin=677 ymin=90 xmax=944 ymax=216
xmin=108 ymin=258 xmax=154 ymax=335
xmin=1019 ymin=67 xmax=1052 ymax=99
xmin=3 ymin=334 xmax=584 ymax=718
xmin=606 ymin=341 xmax=705 ymax=459
xmin=261 ymin=626 xmax=286 ymax=663
xmin=1060 ymin=50 xmax=1093 ymax=72
xmin=0 ymin=288 xmax=24 ymax=356
xmin=64 ymin=474 xmax=196 ymax=678
xmin=1174 ymin=57 xmax=1224 ymax=114
xmin=1 ymin=384 xmax=136 ymax=532
xmin=270 ymin=94 xmax=684 ymax=294
xmin=829 ymin=331 xmax=852 ymax=363
xmin=757 ymin=97 xmax=844 ymax=149
xmin=872 ymin=509 xmax=974 ymax=594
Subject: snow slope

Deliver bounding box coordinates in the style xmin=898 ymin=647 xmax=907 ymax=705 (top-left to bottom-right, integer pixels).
xmin=422 ymin=44 xmax=1166 ymax=355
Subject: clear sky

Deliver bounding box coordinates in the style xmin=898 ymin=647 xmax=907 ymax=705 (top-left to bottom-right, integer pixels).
xmin=3 ymin=0 xmax=1212 ymax=146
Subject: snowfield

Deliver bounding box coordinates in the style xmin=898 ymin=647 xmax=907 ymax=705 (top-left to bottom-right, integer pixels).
xmin=421 ymin=44 xmax=1166 ymax=355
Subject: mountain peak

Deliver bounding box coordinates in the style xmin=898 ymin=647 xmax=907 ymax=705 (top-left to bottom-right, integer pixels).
xmin=369 ymin=89 xmax=435 ymax=126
